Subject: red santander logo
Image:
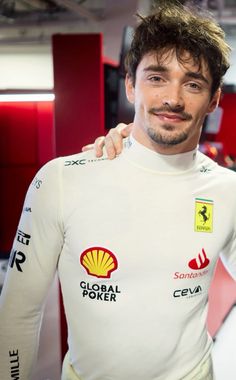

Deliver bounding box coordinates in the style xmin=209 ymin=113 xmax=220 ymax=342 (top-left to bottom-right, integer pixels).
xmin=188 ymin=248 xmax=210 ymax=270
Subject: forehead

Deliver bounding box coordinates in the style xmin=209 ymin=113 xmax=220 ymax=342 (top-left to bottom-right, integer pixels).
xmin=138 ymin=49 xmax=211 ymax=79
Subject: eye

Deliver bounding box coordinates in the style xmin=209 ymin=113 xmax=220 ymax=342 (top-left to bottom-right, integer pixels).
xmin=148 ymin=75 xmax=164 ymax=83
xmin=187 ymin=82 xmax=202 ymax=90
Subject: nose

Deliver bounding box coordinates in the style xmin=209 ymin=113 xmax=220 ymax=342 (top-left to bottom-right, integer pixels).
xmin=162 ymin=85 xmax=184 ymax=111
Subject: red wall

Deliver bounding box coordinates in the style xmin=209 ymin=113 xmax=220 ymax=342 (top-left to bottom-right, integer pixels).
xmin=52 ymin=34 xmax=105 ymax=156
xmin=218 ymin=93 xmax=236 ymax=156
xmin=0 ymin=101 xmax=54 ymax=253
xmin=205 ymin=93 xmax=236 ymax=157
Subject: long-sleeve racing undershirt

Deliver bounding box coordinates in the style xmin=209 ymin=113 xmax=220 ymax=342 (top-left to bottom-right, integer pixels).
xmin=1 ymin=135 xmax=236 ymax=380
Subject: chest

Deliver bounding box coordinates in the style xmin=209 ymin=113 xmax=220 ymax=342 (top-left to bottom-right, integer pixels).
xmin=62 ymin=170 xmax=234 ymax=282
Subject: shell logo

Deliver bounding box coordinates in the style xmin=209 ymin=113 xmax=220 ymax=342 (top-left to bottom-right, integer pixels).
xmin=80 ymin=247 xmax=118 ymax=278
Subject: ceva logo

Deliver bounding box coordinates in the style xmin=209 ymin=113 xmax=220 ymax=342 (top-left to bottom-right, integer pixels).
xmin=188 ymin=248 xmax=210 ymax=270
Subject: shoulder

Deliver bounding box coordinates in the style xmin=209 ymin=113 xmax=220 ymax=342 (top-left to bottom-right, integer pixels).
xmin=198 ymin=151 xmax=236 ymax=182
xmin=34 ymin=151 xmax=114 ymax=192
xmin=34 ymin=149 xmax=109 ymax=177
xmin=61 ymin=150 xmax=109 ymax=168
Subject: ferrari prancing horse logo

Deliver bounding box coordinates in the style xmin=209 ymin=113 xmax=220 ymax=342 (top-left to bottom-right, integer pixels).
xmin=194 ymin=198 xmax=213 ymax=233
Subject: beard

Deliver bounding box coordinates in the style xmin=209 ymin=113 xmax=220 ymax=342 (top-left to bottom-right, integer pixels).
xmin=147 ymin=126 xmax=189 ymax=146
xmin=146 ymin=106 xmax=193 ymax=146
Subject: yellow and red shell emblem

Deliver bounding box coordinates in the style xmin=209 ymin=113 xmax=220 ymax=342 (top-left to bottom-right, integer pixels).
xmin=80 ymin=247 xmax=118 ymax=278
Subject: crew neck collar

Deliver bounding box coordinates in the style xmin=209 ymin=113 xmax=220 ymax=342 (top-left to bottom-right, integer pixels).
xmin=122 ymin=135 xmax=198 ymax=173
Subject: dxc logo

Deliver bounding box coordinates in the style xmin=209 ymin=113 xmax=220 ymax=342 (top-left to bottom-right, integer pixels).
xmin=9 ymin=250 xmax=26 ymax=272
xmin=64 ymin=159 xmax=86 ymax=166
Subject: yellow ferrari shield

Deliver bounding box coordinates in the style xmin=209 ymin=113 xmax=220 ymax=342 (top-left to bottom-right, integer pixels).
xmin=195 ymin=198 xmax=213 ymax=233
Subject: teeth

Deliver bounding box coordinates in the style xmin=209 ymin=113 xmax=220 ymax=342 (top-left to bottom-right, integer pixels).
xmin=161 ymin=115 xmax=181 ymax=121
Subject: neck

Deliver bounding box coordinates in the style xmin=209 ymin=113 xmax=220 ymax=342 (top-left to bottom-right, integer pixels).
xmin=123 ymin=135 xmax=199 ymax=173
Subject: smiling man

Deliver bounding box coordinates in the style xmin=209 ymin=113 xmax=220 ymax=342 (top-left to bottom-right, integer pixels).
xmin=125 ymin=49 xmax=220 ymax=154
xmin=1 ymin=2 xmax=236 ymax=380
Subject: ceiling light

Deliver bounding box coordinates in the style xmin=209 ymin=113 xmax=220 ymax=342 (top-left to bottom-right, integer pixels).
xmin=0 ymin=93 xmax=55 ymax=102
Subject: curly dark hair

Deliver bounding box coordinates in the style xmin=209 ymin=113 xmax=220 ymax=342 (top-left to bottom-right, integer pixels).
xmin=125 ymin=1 xmax=231 ymax=96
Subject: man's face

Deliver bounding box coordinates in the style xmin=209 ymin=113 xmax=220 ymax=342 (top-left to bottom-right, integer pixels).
xmin=125 ymin=50 xmax=221 ymax=154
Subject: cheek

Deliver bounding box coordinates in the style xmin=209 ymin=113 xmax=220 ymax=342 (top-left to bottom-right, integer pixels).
xmin=191 ymin=110 xmax=208 ymax=131
xmin=133 ymin=92 xmax=146 ymax=111
xmin=136 ymin=91 xmax=159 ymax=112
xmin=189 ymin=100 xmax=210 ymax=119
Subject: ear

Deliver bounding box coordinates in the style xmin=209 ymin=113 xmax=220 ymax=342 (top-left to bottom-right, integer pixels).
xmin=125 ymin=74 xmax=135 ymax=104
xmin=207 ymin=88 xmax=221 ymax=114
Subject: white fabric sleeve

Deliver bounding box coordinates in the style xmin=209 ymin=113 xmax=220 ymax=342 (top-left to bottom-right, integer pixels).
xmin=0 ymin=158 xmax=64 ymax=379
xmin=220 ymin=215 xmax=236 ymax=281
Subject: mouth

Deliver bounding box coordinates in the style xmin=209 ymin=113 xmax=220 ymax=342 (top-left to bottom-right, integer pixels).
xmin=154 ymin=113 xmax=186 ymax=122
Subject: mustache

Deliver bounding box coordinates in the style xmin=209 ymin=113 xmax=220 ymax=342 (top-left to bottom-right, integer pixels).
xmin=149 ymin=106 xmax=192 ymax=121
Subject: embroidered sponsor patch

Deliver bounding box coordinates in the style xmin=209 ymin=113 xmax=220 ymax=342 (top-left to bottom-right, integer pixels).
xmin=194 ymin=198 xmax=213 ymax=233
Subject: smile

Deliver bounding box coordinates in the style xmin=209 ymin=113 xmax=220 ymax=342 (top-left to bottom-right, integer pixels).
xmin=155 ymin=113 xmax=185 ymax=122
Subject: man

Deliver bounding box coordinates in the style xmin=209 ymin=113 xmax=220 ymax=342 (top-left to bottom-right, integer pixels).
xmin=0 ymin=2 xmax=235 ymax=380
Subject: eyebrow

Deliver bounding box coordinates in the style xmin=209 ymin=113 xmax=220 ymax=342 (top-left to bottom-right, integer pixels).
xmin=185 ymin=72 xmax=209 ymax=85
xmin=143 ymin=65 xmax=210 ymax=85
xmin=143 ymin=65 xmax=167 ymax=73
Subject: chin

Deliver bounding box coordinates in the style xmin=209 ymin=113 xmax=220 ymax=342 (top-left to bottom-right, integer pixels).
xmin=147 ymin=128 xmax=188 ymax=146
